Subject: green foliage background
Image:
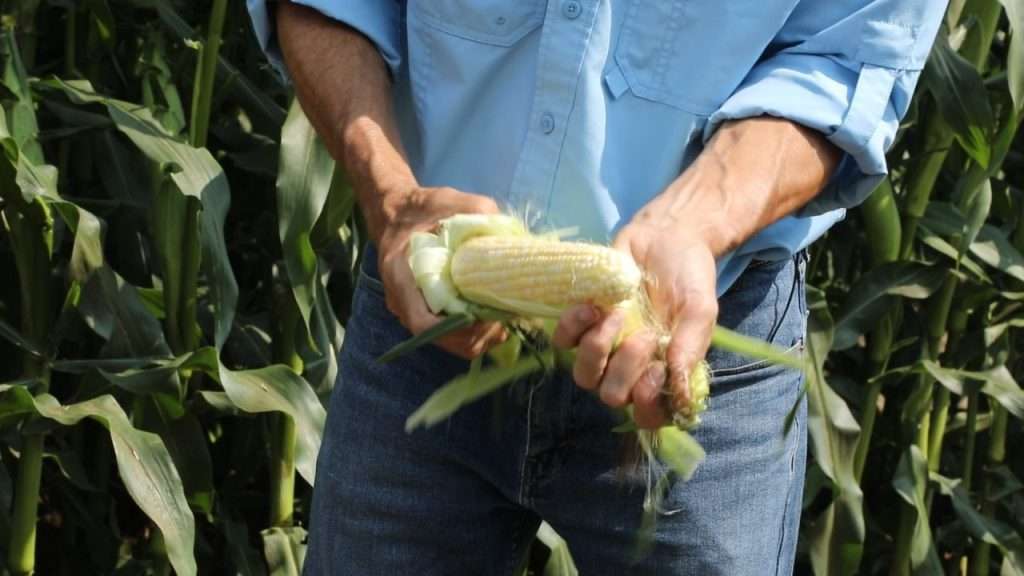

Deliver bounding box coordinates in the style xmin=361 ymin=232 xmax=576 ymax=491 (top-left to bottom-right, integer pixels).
xmin=0 ymin=1 xmax=1020 ymax=575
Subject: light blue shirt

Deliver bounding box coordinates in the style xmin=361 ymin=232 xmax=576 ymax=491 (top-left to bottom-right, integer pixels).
xmin=248 ymin=0 xmax=944 ymax=294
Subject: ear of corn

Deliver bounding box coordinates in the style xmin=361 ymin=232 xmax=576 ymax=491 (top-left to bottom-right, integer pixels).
xmin=407 ymin=213 xmax=710 ymax=429
xmin=450 ymin=234 xmax=643 ymax=317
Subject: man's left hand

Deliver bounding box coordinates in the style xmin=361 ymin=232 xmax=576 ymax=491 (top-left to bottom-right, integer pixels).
xmin=551 ymin=220 xmax=718 ymax=429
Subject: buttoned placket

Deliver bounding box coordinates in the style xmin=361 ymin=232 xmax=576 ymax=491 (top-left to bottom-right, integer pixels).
xmin=505 ymin=0 xmax=598 ymax=219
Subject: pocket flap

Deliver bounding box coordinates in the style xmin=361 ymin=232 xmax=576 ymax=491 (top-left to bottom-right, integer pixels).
xmin=413 ymin=0 xmax=545 ymax=47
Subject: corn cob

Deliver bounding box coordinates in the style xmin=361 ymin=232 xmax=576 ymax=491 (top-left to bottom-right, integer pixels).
xmin=450 ymin=235 xmax=642 ymax=317
xmin=407 ymin=214 xmax=710 ymax=429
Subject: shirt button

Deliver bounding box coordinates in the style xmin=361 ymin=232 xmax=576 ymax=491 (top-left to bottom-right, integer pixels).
xmin=562 ymin=0 xmax=582 ymax=19
xmin=540 ymin=113 xmax=555 ymax=134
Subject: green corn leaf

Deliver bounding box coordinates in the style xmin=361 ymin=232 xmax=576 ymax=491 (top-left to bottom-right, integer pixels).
xmin=276 ymin=99 xmax=336 ymax=343
xmin=925 ymin=203 xmax=1024 ymax=282
xmin=0 ymin=317 xmax=43 ymax=358
xmin=305 ymin=269 xmax=345 ymax=397
xmin=44 ymin=78 xmax=238 ymax=347
xmin=406 ymin=351 xmax=548 ymax=432
xmin=891 ymin=446 xmax=943 ymax=575
xmin=43 ymin=448 xmax=99 ymax=492
xmin=134 ymin=403 xmax=215 ymax=515
xmin=0 ymin=386 xmax=197 ymax=576
xmin=0 ymin=28 xmax=43 ymax=161
xmin=78 ymin=266 xmax=173 ymax=358
xmin=377 ymin=313 xmax=476 ymax=364
xmin=971 ymin=224 xmax=1024 ymax=283
xmin=261 ymin=526 xmax=307 ymax=576
xmin=535 ymin=521 xmax=579 ymax=576
xmin=311 ymin=169 xmax=356 ymax=251
xmin=710 ymin=325 xmax=806 ymax=370
xmin=832 ymin=262 xmax=947 ymax=350
xmin=224 ymin=519 xmax=269 ymax=576
xmin=654 ymin=426 xmax=705 ymax=481
xmin=919 ymin=227 xmax=990 ymax=282
xmin=0 ymin=114 xmax=104 ymax=283
xmin=960 ymin=179 xmax=993 ymax=260
xmin=95 ymin=130 xmax=151 ymax=209
xmin=804 ymin=287 xmax=864 ymax=576
xmin=127 ymin=0 xmax=287 ymax=129
xmin=921 ymin=361 xmax=1024 ymax=419
xmin=999 ymin=0 xmax=1024 ymax=112
xmin=923 ymin=38 xmax=995 ymax=167
xmin=931 ymin=472 xmax=1024 ymax=573
xmin=215 ymin=365 xmax=326 ymax=485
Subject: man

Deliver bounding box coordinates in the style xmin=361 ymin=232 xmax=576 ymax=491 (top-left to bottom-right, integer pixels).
xmin=247 ymin=1 xmax=944 ymax=573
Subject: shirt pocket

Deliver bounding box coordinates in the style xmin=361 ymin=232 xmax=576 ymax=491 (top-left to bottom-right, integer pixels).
xmin=612 ymin=0 xmax=792 ymax=115
xmin=410 ymin=0 xmax=546 ymax=47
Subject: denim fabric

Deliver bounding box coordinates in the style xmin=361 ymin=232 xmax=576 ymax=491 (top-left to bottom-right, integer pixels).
xmin=304 ymin=248 xmax=808 ymax=575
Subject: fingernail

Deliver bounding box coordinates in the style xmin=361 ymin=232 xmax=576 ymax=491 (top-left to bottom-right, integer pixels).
xmin=646 ymin=363 xmax=667 ymax=390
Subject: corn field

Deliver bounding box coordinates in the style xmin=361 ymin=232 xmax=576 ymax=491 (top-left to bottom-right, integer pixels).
xmin=0 ymin=0 xmax=1021 ymax=574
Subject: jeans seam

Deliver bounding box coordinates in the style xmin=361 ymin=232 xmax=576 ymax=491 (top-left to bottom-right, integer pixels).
xmin=774 ymin=392 xmax=803 ymax=576
xmin=518 ymin=384 xmax=536 ymax=507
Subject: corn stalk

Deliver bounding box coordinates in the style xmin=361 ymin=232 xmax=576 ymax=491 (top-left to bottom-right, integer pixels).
xmin=269 ymin=264 xmax=301 ymax=527
xmin=2 ymin=198 xmax=53 ymax=576
xmin=889 ymin=3 xmax=1003 ymax=572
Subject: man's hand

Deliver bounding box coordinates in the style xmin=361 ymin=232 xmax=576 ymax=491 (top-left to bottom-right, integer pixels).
xmin=552 ymin=117 xmax=842 ymax=428
xmin=552 ymin=228 xmax=718 ymax=429
xmin=375 ymin=185 xmax=507 ymax=359
xmin=277 ymin=2 xmax=505 ymax=359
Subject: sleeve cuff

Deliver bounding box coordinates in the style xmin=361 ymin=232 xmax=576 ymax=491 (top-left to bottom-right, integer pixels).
xmin=246 ymin=0 xmax=404 ymax=80
xmin=703 ymin=52 xmax=906 ymax=216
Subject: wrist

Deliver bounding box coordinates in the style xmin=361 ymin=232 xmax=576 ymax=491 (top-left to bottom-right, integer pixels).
xmin=340 ymin=116 xmax=418 ymax=243
xmin=637 ymin=173 xmax=750 ymax=259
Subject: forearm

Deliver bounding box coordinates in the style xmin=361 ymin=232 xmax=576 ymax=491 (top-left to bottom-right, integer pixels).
xmin=276 ymin=1 xmax=414 ymax=242
xmin=632 ymin=117 xmax=842 ymax=257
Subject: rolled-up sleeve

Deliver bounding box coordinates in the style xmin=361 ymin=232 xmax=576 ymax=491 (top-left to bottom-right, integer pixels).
xmin=246 ymin=0 xmax=404 ymax=79
xmin=703 ymin=0 xmax=945 ymax=216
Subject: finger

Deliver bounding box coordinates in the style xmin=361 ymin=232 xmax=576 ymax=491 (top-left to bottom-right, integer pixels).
xmin=597 ymin=332 xmax=658 ymax=408
xmin=551 ymin=305 xmax=599 ymax=349
xmin=438 ymin=187 xmax=501 ymax=215
xmin=382 ymin=248 xmax=505 ymax=358
xmin=573 ymin=311 xmax=624 ymax=391
xmin=632 ymin=361 xmax=669 ymax=429
xmin=665 ymin=293 xmax=717 ymax=415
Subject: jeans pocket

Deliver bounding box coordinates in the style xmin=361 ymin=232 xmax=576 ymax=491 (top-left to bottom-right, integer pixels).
xmin=708 ymin=254 xmax=806 ymax=377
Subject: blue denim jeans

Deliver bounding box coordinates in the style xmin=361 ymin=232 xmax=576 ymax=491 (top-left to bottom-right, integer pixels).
xmin=304 ymin=247 xmax=808 ymax=575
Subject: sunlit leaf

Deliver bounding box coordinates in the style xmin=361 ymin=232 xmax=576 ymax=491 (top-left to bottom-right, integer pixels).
xmin=535 ymin=522 xmax=578 ymax=576
xmin=406 ymin=352 xmax=548 ymax=431
xmin=0 ymin=386 xmax=196 ymax=576
xmin=923 ymin=38 xmax=995 ymax=167
xmin=277 ymin=99 xmax=335 ymax=342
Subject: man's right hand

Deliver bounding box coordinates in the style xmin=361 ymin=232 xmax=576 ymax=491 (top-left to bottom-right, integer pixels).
xmin=374 ymin=185 xmax=507 ymax=359
xmin=277 ymin=3 xmax=505 ymax=359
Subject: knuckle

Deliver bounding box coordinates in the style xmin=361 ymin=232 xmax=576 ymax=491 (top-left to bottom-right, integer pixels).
xmin=581 ymin=327 xmax=614 ymax=358
xmin=599 ymin=384 xmax=629 ymax=408
xmin=475 ymin=196 xmax=499 ymax=212
xmin=619 ymin=334 xmax=652 ymax=359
